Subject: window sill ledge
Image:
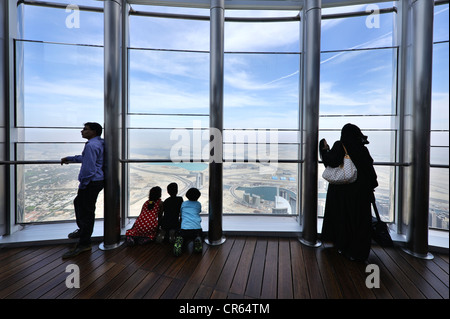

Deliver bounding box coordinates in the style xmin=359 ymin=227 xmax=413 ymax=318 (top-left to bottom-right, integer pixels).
xmin=1 ymin=216 xmax=447 ymax=255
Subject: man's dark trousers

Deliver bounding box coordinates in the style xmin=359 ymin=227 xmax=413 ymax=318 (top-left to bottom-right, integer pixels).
xmin=74 ymin=180 xmax=104 ymax=246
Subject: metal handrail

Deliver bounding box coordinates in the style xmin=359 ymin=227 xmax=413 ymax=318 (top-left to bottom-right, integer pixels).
xmin=1 ymin=159 xmax=448 ymax=168
xmin=0 ymin=160 xmax=63 ymax=165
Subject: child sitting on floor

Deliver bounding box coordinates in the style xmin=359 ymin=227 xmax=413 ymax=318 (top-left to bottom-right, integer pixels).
xmin=173 ymin=187 xmax=203 ymax=256
xmin=125 ymin=186 xmax=162 ymax=246
xmin=156 ymin=182 xmax=183 ymax=243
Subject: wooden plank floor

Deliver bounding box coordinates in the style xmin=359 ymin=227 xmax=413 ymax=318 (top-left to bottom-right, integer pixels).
xmin=0 ymin=236 xmax=448 ymax=300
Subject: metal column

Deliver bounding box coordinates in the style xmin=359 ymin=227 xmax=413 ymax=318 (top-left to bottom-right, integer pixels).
xmin=299 ymin=0 xmax=322 ymax=248
xmin=6 ymin=0 xmax=24 ymax=235
xmin=121 ymin=0 xmax=130 ymax=228
xmin=206 ymin=0 xmax=225 ymax=246
xmin=402 ymin=0 xmax=434 ymax=259
xmin=100 ymin=0 xmax=123 ymax=250
xmin=0 ymin=0 xmax=8 ymax=236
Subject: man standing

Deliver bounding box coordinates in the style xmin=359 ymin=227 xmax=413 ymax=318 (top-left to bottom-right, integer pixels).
xmin=61 ymin=122 xmax=104 ymax=258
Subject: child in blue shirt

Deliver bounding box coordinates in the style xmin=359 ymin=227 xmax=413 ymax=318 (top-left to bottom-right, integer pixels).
xmin=173 ymin=187 xmax=203 ymax=256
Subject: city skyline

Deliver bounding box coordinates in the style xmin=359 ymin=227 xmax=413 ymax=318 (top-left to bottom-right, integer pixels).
xmin=20 ymin=146 xmax=449 ymax=231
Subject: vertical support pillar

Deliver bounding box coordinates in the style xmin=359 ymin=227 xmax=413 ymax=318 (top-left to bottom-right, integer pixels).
xmin=299 ymin=0 xmax=322 ymax=248
xmin=206 ymin=0 xmax=225 ymax=246
xmin=401 ymin=0 xmax=434 ymax=259
xmin=121 ymin=0 xmax=129 ymax=228
xmin=5 ymin=0 xmax=23 ymax=234
xmin=0 ymin=0 xmax=8 ymax=236
xmin=100 ymin=0 xmax=123 ymax=250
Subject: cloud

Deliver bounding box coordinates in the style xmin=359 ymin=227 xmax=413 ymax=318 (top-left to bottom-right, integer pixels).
xmin=130 ymin=7 xmax=300 ymax=52
xmin=25 ymin=76 xmax=103 ymax=99
xmin=321 ymin=31 xmax=393 ymax=66
xmin=225 ymin=109 xmax=299 ymax=129
xmin=225 ymin=22 xmax=299 ymax=52
xmin=224 ymin=92 xmax=272 ymax=109
xmin=320 ymin=81 xmax=367 ymax=108
xmin=263 ymin=70 xmax=299 ymax=86
xmin=223 ymin=54 xmax=299 ymax=92
xmin=22 ymin=76 xmax=103 ymax=127
xmin=435 ymin=5 xmax=449 ymax=16
xmin=129 ymin=49 xmax=209 ymax=80
xmin=319 ymin=80 xmax=393 ymax=116
xmin=432 ymin=92 xmax=450 ymax=130
xmin=129 ymin=77 xmax=208 ymax=113
xmin=224 ymin=70 xmax=286 ymax=91
xmin=321 ymin=4 xmax=366 ymax=31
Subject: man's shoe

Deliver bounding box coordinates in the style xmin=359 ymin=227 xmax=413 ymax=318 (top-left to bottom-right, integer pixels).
xmin=68 ymin=229 xmax=81 ymax=239
xmin=62 ymin=244 xmax=91 ymax=259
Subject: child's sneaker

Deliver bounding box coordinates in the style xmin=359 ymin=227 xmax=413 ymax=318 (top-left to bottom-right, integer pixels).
xmin=126 ymin=236 xmax=135 ymax=247
xmin=137 ymin=237 xmax=152 ymax=245
xmin=173 ymin=236 xmax=183 ymax=257
xmin=168 ymin=229 xmax=176 ymax=243
xmin=194 ymin=237 xmax=203 ymax=254
xmin=155 ymin=229 xmax=166 ymax=243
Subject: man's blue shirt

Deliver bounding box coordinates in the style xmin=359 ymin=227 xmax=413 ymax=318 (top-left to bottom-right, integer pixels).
xmin=66 ymin=136 xmax=104 ymax=189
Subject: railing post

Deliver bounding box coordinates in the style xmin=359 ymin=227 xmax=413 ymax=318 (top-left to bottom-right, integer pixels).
xmin=206 ymin=0 xmax=226 ymax=246
xmin=100 ymin=0 xmax=123 ymax=250
xmin=299 ymin=0 xmax=322 ymax=248
xmin=400 ymin=0 xmax=434 ymax=260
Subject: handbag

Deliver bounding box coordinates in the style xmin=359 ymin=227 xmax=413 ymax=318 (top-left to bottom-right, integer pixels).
xmin=371 ymin=201 xmax=393 ymax=247
xmin=322 ymin=144 xmax=357 ymax=184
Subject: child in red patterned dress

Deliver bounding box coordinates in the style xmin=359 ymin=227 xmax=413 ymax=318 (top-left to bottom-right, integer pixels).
xmin=125 ymin=186 xmax=162 ymax=246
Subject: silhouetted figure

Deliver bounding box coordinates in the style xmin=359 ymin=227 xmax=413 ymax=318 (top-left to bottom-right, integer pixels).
xmin=61 ymin=122 xmax=104 ymax=259
xmin=173 ymin=188 xmax=203 ymax=257
xmin=156 ymin=182 xmax=183 ymax=243
xmin=125 ymin=186 xmax=163 ymax=246
xmin=320 ymin=123 xmax=378 ymax=261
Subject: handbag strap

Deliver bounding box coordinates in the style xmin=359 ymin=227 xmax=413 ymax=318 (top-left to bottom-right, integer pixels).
xmin=342 ymin=143 xmax=349 ymax=157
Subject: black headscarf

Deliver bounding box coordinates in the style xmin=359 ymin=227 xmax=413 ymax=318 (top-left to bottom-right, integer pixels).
xmin=340 ymin=123 xmax=377 ymax=191
xmin=340 ymin=123 xmax=369 ymax=147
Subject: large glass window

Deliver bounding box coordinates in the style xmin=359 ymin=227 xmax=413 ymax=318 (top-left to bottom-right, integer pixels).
xmin=128 ymin=5 xmax=210 ymax=217
xmin=18 ymin=41 xmax=103 ymax=127
xmin=430 ymin=3 xmax=449 ymax=230
xmin=12 ymin=1 xmax=448 ymax=234
xmin=129 ymin=5 xmax=209 ymax=51
xmin=321 ymin=3 xmax=394 ymax=51
xmin=129 ymin=49 xmax=209 ymax=115
xmin=224 ymin=53 xmax=299 ymax=129
xmin=320 ymin=48 xmax=395 ymax=116
xmin=22 ymin=0 xmax=103 ymax=46
xmin=223 ymin=10 xmax=300 ymax=215
xmin=319 ymin=4 xmax=397 ymax=222
xmin=16 ymin=1 xmax=104 ymax=223
xmin=224 ymin=10 xmax=300 ymax=53
xmin=127 ymin=7 xmax=302 ymax=217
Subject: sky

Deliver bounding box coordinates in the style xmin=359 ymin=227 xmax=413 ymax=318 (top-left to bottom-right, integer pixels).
xmin=18 ymin=0 xmax=449 ymax=166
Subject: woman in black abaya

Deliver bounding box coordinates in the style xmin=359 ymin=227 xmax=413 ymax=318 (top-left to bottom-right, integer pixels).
xmin=319 ymin=124 xmax=378 ymax=261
